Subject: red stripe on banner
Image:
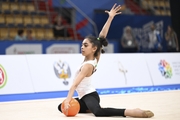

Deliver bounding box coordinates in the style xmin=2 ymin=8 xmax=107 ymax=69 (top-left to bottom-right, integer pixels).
xmin=76 ymin=19 xmax=88 ymax=30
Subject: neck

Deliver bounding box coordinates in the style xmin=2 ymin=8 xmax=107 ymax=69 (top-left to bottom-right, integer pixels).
xmin=84 ymin=56 xmax=95 ymax=62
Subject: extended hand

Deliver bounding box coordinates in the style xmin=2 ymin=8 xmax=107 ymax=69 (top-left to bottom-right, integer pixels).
xmin=105 ymin=3 xmax=122 ymax=18
xmin=64 ymin=100 xmax=70 ymax=114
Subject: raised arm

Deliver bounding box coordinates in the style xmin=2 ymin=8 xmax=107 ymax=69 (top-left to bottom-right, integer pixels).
xmin=99 ymin=3 xmax=122 ymax=38
xmin=96 ymin=4 xmax=122 ymax=62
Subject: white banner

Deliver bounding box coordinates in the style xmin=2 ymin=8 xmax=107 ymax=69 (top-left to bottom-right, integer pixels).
xmin=1 ymin=53 xmax=180 ymax=95
xmin=6 ymin=44 xmax=42 ymax=55
xmin=92 ymin=54 xmax=153 ymax=88
xmin=26 ymin=54 xmax=83 ymax=92
xmin=0 ymin=55 xmax=34 ymax=95
xmin=145 ymin=53 xmax=180 ymax=85
xmin=46 ymin=44 xmax=80 ymax=54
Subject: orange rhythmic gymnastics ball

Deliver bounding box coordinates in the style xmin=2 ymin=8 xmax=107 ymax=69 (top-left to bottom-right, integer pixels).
xmin=61 ymin=98 xmax=80 ymax=117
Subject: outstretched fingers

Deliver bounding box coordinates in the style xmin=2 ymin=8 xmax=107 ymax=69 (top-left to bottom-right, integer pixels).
xmin=115 ymin=5 xmax=121 ymax=11
xmin=105 ymin=3 xmax=122 ymax=16
xmin=114 ymin=5 xmax=122 ymax=14
xmin=111 ymin=3 xmax=117 ymax=10
xmin=116 ymin=10 xmax=122 ymax=15
xmin=112 ymin=4 xmax=122 ymax=15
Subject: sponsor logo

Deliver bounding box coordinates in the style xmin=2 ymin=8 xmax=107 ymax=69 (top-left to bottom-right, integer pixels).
xmin=13 ymin=48 xmax=35 ymax=54
xmin=50 ymin=47 xmax=75 ymax=53
xmin=118 ymin=61 xmax=128 ymax=84
xmin=0 ymin=64 xmax=7 ymax=89
xmin=6 ymin=44 xmax=42 ymax=54
xmin=53 ymin=60 xmax=71 ymax=85
xmin=133 ymin=20 xmax=163 ymax=49
xmin=46 ymin=44 xmax=80 ymax=54
xmin=158 ymin=60 xmax=172 ymax=78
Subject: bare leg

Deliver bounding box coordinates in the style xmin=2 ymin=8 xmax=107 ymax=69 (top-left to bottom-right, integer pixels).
xmin=125 ymin=108 xmax=154 ymax=118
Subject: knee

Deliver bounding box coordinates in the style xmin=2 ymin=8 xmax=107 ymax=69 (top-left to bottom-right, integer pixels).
xmin=58 ymin=103 xmax=62 ymax=112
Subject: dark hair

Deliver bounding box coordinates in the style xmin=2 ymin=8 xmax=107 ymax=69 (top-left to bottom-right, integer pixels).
xmin=17 ymin=29 xmax=24 ymax=35
xmin=85 ymin=35 xmax=108 ymax=57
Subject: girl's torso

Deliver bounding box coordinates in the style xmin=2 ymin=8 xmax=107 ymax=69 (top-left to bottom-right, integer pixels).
xmin=75 ymin=59 xmax=97 ymax=99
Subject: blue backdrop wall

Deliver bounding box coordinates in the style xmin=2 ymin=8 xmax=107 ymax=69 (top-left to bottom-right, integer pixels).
xmin=93 ymin=14 xmax=172 ymax=52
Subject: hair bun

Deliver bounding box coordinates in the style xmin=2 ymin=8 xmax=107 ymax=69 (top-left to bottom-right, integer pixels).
xmin=98 ymin=37 xmax=108 ymax=47
xmin=101 ymin=49 xmax=105 ymax=53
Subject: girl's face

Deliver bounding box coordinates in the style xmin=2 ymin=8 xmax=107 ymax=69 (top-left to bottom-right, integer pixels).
xmin=81 ymin=38 xmax=97 ymax=56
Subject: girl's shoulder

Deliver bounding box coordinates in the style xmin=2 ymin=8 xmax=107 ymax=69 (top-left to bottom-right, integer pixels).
xmin=82 ymin=59 xmax=97 ymax=67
